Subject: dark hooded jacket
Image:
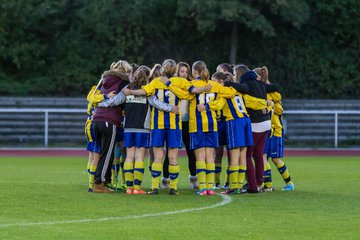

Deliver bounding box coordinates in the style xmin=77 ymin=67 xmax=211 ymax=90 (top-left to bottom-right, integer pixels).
xmin=93 ymin=70 xmax=129 ymax=127
xmin=239 ymin=71 xmax=270 ymax=123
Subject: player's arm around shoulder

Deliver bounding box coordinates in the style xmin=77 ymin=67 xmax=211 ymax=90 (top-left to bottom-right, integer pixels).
xmin=243 ymin=94 xmax=268 ymax=110
xmin=205 ymin=97 xmax=226 ymax=111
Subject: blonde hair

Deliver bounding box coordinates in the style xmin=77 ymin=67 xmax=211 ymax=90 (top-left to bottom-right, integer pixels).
xmin=192 ymin=61 xmax=209 ymax=81
xmin=160 ymin=59 xmax=177 ymax=77
xmin=149 ymin=64 xmax=161 ymax=81
xmin=110 ymin=60 xmax=132 ymax=75
xmin=254 ymin=66 xmax=269 ymax=83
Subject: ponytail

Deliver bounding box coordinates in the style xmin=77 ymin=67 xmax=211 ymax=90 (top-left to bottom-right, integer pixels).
xmin=200 ymin=68 xmax=210 ymax=81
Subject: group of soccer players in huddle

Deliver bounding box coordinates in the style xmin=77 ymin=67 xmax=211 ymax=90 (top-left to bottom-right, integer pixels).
xmin=85 ymin=59 xmax=295 ymax=195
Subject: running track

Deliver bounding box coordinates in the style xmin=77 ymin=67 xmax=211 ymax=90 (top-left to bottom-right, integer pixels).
xmin=0 ymin=149 xmax=359 ymax=157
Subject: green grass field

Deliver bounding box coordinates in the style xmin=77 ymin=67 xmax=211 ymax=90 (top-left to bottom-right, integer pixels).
xmin=0 ymin=156 xmax=359 ymax=240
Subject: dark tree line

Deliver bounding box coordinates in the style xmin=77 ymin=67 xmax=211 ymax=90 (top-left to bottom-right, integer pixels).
xmin=0 ymin=0 xmax=359 ymax=98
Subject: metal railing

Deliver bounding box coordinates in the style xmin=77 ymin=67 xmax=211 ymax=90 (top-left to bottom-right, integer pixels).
xmin=0 ymin=108 xmax=360 ymax=148
xmin=0 ymin=108 xmax=85 ymax=147
xmin=284 ymin=110 xmax=360 ymax=148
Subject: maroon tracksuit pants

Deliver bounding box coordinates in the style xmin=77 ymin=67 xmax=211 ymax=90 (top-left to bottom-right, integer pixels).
xmin=246 ymin=130 xmax=269 ymax=192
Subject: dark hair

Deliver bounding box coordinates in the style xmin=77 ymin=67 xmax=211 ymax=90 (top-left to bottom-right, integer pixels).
xmin=192 ymin=61 xmax=206 ymax=75
xmin=128 ymin=65 xmax=150 ymax=90
xmin=175 ymin=62 xmax=193 ymax=81
xmin=149 ymin=64 xmax=161 ymax=81
xmin=234 ymin=64 xmax=250 ymax=82
xmin=131 ymin=63 xmax=139 ymax=73
xmin=212 ymin=71 xmax=233 ymax=82
xmin=217 ymin=63 xmax=233 ymax=74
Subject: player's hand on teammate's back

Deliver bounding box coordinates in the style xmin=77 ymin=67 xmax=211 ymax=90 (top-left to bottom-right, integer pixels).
xmin=197 ymin=104 xmax=206 ymax=112
xmin=266 ymin=99 xmax=274 ymax=107
xmin=122 ymin=88 xmax=131 ymax=95
xmin=204 ymin=84 xmax=212 ymax=92
xmin=106 ymin=91 xmax=117 ymax=99
xmin=171 ymin=105 xmax=180 ymax=114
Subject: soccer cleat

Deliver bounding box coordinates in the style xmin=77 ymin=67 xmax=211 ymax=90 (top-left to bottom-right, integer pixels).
xmin=161 ymin=177 xmax=170 ymax=189
xmin=195 ymin=189 xmax=208 ymax=196
xmin=236 ymin=187 xmax=247 ymax=194
xmin=126 ymin=188 xmax=133 ymax=195
xmin=133 ymin=189 xmax=147 ymax=195
xmin=214 ymin=183 xmax=221 ymax=190
xmin=282 ymin=183 xmax=295 ymax=191
xmin=207 ymin=189 xmax=215 ymax=196
xmin=105 ymin=183 xmax=123 ymax=191
xmin=221 ymin=189 xmax=237 ymax=195
xmin=257 ymin=186 xmax=265 ymax=193
xmin=93 ymin=183 xmax=114 ymax=193
xmin=222 ymin=183 xmax=229 ymax=190
xmin=147 ymin=188 xmax=159 ymax=195
xmin=169 ymin=188 xmax=179 ymax=195
xmin=264 ymin=186 xmax=275 ymax=192
xmin=88 ymin=188 xmax=93 ymax=192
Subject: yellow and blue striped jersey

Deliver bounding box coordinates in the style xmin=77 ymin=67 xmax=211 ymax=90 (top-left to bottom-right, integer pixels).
xmin=86 ymin=85 xmax=105 ymax=120
xmin=186 ymin=80 xmax=235 ymax=133
xmin=142 ymin=77 xmax=189 ymax=130
xmin=216 ymin=93 xmax=267 ymax=121
xmin=268 ymin=91 xmax=283 ymax=137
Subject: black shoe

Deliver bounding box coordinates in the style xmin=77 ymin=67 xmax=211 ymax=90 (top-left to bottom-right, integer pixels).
xmin=147 ymin=188 xmax=159 ymax=195
xmin=221 ymin=189 xmax=237 ymax=195
xmin=169 ymin=188 xmax=179 ymax=195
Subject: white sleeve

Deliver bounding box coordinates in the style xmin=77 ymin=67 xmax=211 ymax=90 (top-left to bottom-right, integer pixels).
xmin=98 ymin=92 xmax=126 ymax=108
xmin=147 ymin=95 xmax=173 ymax=112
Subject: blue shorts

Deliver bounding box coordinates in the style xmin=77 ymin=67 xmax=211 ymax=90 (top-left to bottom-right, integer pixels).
xmin=190 ymin=131 xmax=219 ymax=150
xmin=266 ymin=136 xmax=284 ymax=158
xmin=226 ymin=118 xmax=253 ymax=149
xmin=150 ymin=129 xmax=182 ymax=148
xmin=218 ymin=120 xmax=227 ymax=146
xmin=124 ymin=132 xmax=150 ymax=148
xmin=264 ymin=132 xmax=271 ymax=154
xmin=85 ymin=121 xmax=100 ymax=153
xmin=117 ymin=127 xmax=124 ymax=142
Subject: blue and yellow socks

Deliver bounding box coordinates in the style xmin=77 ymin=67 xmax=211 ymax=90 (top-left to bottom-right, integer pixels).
xmin=237 ymin=165 xmax=246 ymax=188
xmin=169 ymin=165 xmax=180 ymax=190
xmin=228 ymin=165 xmax=239 ymax=190
xmin=134 ymin=161 xmax=144 ymax=190
xmin=88 ymin=165 xmax=96 ymax=191
xmin=151 ymin=162 xmax=162 ymax=190
xmin=196 ymin=161 xmax=206 ymax=191
xmin=275 ymin=161 xmax=292 ymax=184
xmin=206 ymin=162 xmax=215 ymax=190
xmin=263 ymin=162 xmax=273 ymax=188
xmin=124 ymin=162 xmax=134 ymax=188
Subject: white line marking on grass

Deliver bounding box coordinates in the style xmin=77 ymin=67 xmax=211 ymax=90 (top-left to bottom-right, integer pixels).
xmin=0 ymin=194 xmax=232 ymax=228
